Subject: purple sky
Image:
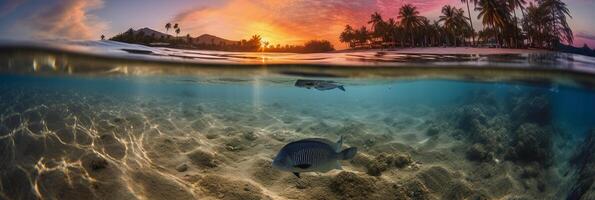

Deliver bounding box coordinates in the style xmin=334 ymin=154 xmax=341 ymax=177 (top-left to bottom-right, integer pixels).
xmin=1 ymin=0 xmax=593 ymax=48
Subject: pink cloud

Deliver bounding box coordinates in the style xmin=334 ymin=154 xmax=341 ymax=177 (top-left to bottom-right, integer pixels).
xmin=574 ymin=32 xmax=595 ymax=48
xmin=172 ymin=0 xmax=460 ymax=48
xmin=23 ymin=0 xmax=107 ymax=40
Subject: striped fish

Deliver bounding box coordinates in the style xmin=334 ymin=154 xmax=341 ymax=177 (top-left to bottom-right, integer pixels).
xmin=272 ymin=136 xmax=357 ymax=178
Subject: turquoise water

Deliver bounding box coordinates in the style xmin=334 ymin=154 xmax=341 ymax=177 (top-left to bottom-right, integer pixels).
xmin=1 ymin=42 xmax=595 ymax=200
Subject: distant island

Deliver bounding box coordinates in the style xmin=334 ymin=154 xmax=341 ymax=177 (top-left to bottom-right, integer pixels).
xmin=108 ymin=25 xmax=334 ymax=53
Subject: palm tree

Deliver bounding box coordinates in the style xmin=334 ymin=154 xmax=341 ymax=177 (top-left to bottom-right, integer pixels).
xmin=368 ymin=12 xmax=384 ymax=30
xmin=386 ymin=18 xmax=398 ymax=48
xmin=461 ymin=0 xmax=478 ymax=46
xmin=398 ymin=4 xmax=425 ymax=47
xmin=477 ymin=0 xmax=511 ymax=46
xmin=439 ymin=5 xmax=469 ymax=46
xmin=368 ymin=12 xmax=386 ymax=46
xmin=175 ymin=28 xmax=181 ymax=37
xmin=340 ymin=25 xmax=356 ymax=48
xmin=100 ymin=35 xmax=105 ymax=40
xmin=543 ymin=0 xmax=573 ymax=46
xmin=248 ymin=35 xmax=262 ymax=50
xmin=165 ymin=23 xmax=171 ymax=33
xmin=507 ymin=0 xmax=527 ymax=47
xmin=355 ymin=26 xmax=370 ymax=48
xmin=419 ymin=18 xmax=433 ymax=47
xmin=432 ymin=21 xmax=444 ymax=46
xmin=522 ymin=0 xmax=572 ymax=48
xmin=173 ymin=23 xmax=179 ymax=31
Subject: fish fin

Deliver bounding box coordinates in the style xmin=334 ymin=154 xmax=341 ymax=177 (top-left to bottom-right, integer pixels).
xmin=335 ymin=161 xmax=343 ymax=170
xmin=340 ymin=147 xmax=358 ymax=160
xmin=338 ymin=85 xmax=345 ymax=91
xmin=335 ymin=136 xmax=343 ymax=152
xmin=294 ymin=164 xmax=311 ymax=169
xmin=293 ymin=172 xmax=301 ymax=178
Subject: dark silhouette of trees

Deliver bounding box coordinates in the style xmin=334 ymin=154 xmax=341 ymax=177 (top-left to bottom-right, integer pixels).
xmin=507 ymin=0 xmax=527 ymax=48
xmin=439 ymin=5 xmax=470 ymax=46
xmin=523 ymin=0 xmax=573 ymax=49
xmin=338 ymin=0 xmax=576 ymax=50
xmin=461 ymin=0 xmax=478 ymax=45
xmin=477 ymin=0 xmax=511 ymax=47
xmin=110 ymin=29 xmax=332 ymax=53
xmin=339 ymin=25 xmax=356 ymax=48
xmin=303 ymin=40 xmax=335 ymax=53
xmin=165 ymin=23 xmax=171 ymax=33
xmin=398 ymin=4 xmax=425 ymax=47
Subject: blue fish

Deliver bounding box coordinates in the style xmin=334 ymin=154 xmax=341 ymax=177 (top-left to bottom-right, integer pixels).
xmin=272 ymin=136 xmax=357 ymax=178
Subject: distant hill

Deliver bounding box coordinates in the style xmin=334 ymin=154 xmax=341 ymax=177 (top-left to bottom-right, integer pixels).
xmin=194 ymin=34 xmax=238 ymax=46
xmin=556 ymin=43 xmax=595 ymax=57
xmin=134 ymin=27 xmax=172 ymax=39
xmin=109 ymin=27 xmax=334 ymax=53
xmin=126 ymin=28 xmax=238 ymax=45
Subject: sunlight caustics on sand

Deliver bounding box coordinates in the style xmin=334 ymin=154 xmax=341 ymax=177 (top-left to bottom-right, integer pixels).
xmin=1 ymin=41 xmax=595 ymax=200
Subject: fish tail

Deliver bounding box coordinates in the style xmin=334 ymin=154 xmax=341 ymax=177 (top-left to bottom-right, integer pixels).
xmin=336 ymin=136 xmax=343 ymax=151
xmin=339 ymin=147 xmax=357 ymax=160
xmin=338 ymin=85 xmax=345 ymax=91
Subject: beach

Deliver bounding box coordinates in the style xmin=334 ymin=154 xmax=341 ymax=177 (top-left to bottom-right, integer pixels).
xmin=333 ymin=47 xmax=551 ymax=55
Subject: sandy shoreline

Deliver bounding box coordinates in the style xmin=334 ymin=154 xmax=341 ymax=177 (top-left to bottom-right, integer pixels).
xmin=332 ymin=47 xmax=551 ymax=54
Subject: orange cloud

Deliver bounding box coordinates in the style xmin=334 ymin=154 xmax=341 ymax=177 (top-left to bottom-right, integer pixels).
xmin=173 ymin=0 xmax=461 ymax=48
xmin=24 ymin=0 xmax=106 ymax=40
xmin=173 ymin=0 xmax=375 ymax=48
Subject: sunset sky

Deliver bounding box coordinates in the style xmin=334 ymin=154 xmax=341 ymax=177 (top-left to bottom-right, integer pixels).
xmin=1 ymin=0 xmax=594 ymax=48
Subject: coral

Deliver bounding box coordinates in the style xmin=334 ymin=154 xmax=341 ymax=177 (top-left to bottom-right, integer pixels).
xmin=394 ymin=154 xmax=413 ymax=168
xmin=365 ymin=153 xmax=413 ymax=176
xmin=567 ymin=129 xmax=595 ymax=200
xmin=176 ymin=163 xmax=188 ymax=172
xmin=510 ymin=93 xmax=551 ymax=126
xmin=466 ymin=143 xmax=493 ymax=162
xmin=402 ymin=180 xmax=433 ymax=200
xmin=187 ymin=149 xmax=218 ymax=168
xmin=506 ymin=123 xmax=552 ymax=165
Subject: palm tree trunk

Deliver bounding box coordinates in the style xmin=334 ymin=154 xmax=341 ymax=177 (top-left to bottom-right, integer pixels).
xmin=513 ymin=8 xmax=518 ymax=48
xmin=465 ymin=0 xmax=475 ymax=46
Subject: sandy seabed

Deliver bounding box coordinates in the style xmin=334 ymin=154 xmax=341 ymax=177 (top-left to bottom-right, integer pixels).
xmin=1 ymin=83 xmax=594 ymax=200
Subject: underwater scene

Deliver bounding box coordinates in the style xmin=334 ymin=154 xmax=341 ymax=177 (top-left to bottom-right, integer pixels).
xmin=1 ymin=42 xmax=595 ymax=200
